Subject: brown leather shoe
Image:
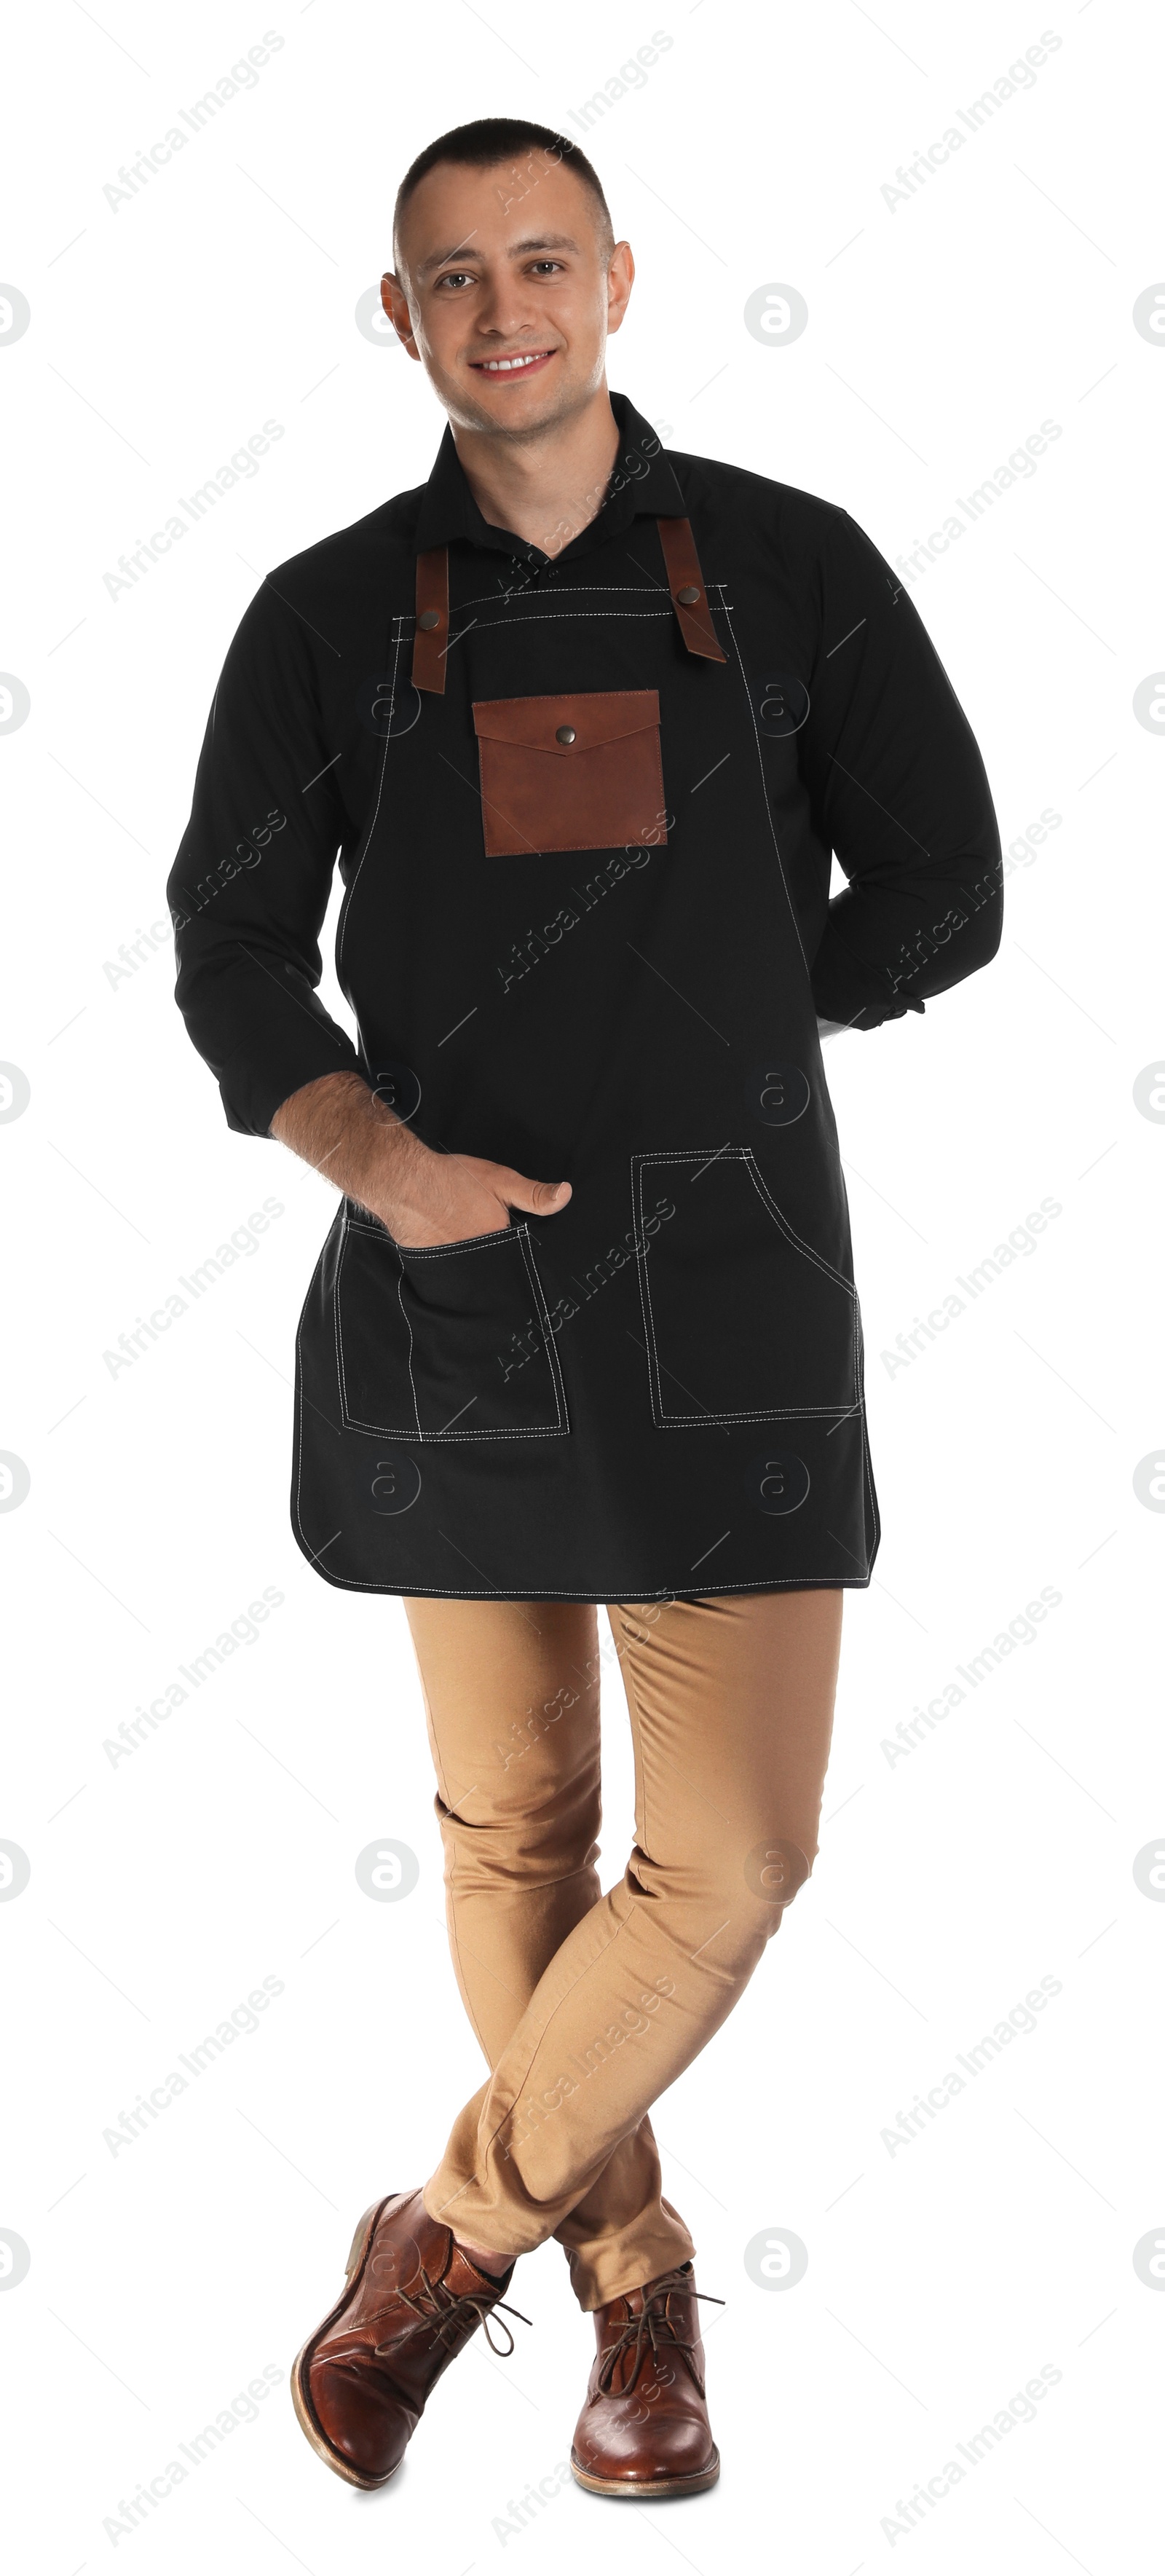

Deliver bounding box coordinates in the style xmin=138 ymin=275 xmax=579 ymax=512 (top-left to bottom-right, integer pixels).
xmin=292 ymin=2187 xmax=528 ymax=2489
xmin=571 ymin=2261 xmax=722 ymax=2497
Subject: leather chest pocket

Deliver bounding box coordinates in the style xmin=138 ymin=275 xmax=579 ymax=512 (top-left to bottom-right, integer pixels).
xmin=336 ymin=1215 xmax=569 ymax=1442
xmin=472 ymin=690 xmax=666 ymax=857
xmin=633 ymin=1148 xmax=859 ymax=1428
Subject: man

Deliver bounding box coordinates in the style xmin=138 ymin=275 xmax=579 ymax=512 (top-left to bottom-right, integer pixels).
xmin=168 ymin=118 xmax=1002 ymax=2500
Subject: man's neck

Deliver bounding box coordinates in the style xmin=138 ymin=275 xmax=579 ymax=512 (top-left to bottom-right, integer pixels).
xmin=450 ymin=385 xmax=621 ymax=559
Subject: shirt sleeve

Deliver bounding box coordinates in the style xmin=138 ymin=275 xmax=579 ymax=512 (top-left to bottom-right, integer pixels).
xmin=798 ymin=508 xmax=1003 ymax=1032
xmin=167 ymin=578 xmax=364 ymax=1136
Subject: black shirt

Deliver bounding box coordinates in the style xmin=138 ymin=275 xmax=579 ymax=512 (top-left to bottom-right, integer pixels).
xmin=167 ymin=390 xmax=1002 ymax=1602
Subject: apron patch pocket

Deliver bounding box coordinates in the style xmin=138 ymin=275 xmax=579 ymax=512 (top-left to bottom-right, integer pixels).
xmin=335 ymin=1215 xmax=569 ymax=1442
xmin=472 ymin=690 xmax=666 ymax=857
xmin=632 ymin=1148 xmax=858 ymax=1428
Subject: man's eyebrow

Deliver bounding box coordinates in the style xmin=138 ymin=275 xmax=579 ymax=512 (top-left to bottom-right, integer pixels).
xmin=419 ymin=232 xmax=580 ymax=275
xmin=418 ymin=233 xmax=478 ymax=277
xmin=505 ymin=235 xmax=580 ymax=257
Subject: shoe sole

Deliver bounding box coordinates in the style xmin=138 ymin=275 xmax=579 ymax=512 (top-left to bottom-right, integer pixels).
xmin=569 ymin=2445 xmax=721 ymax=2499
xmin=291 ymin=2191 xmax=408 ymax=2490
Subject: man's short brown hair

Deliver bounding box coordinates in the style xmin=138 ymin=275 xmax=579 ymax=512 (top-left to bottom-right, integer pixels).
xmin=393 ymin=117 xmax=614 ymax=265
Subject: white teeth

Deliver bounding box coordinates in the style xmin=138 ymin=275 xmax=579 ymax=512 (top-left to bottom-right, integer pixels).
xmin=480 ymin=352 xmax=548 ymax=371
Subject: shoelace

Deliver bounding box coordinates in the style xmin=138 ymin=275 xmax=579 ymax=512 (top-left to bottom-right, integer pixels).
xmin=595 ymin=2267 xmax=725 ymax=2398
xmin=377 ymin=2263 xmax=532 ymax=2362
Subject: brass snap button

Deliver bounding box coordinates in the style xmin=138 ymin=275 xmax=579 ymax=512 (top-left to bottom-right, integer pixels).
xmin=676 ymin=584 xmax=700 ymax=606
xmin=555 ymin=724 xmax=577 ymax=745
xmin=417 ymin=608 xmax=441 ymax=630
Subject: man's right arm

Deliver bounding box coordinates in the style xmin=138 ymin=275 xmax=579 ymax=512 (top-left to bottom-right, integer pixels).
xmin=167 ymin=579 xmax=366 ymax=1138
xmin=169 ymin=580 xmax=569 ymax=1242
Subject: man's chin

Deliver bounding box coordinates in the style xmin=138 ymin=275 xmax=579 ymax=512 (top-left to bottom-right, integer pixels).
xmin=443 ymin=367 xmax=595 ymax=443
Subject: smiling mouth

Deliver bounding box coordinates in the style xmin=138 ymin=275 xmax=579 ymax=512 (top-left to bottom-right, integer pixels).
xmin=468 ymin=349 xmax=556 ymax=375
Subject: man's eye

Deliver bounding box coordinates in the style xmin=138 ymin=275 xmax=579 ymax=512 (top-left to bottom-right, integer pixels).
xmin=436 ymin=272 xmax=474 ymax=290
xmin=529 ymin=261 xmax=564 ymax=275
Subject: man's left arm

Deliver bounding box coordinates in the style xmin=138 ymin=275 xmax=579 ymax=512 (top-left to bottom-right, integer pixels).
xmin=799 ymin=508 xmax=1003 ymax=1033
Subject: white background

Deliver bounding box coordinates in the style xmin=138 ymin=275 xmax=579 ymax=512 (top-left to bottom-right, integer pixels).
xmin=2 ymin=2 xmax=1163 ymax=2569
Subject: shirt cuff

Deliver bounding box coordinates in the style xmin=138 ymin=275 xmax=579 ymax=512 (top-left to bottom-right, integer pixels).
xmin=217 ymin=1014 xmax=364 ymax=1137
xmin=811 ymin=924 xmax=926 ymax=1032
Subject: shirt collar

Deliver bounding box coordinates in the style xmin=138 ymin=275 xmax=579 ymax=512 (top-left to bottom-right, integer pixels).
xmin=411 ymin=390 xmax=686 ymax=562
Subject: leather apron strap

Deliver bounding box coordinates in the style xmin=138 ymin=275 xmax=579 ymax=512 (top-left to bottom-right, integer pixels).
xmin=410 ymin=513 xmax=724 ymax=689
xmin=655 ymin=515 xmax=727 ymax=663
xmin=411 ymin=545 xmax=449 ymax=693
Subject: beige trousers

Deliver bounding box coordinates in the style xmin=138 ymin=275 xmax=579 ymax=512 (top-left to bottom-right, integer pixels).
xmin=406 ymin=1588 xmax=842 ymax=2311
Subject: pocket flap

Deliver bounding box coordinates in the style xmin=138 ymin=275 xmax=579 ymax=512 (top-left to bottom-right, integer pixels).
xmin=472 ymin=689 xmax=660 ymax=755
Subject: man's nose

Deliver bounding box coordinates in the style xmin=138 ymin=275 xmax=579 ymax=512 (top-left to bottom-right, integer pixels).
xmin=474 ymin=282 xmax=540 ymax=340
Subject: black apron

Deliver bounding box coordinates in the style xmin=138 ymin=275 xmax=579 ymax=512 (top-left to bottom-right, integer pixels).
xmin=292 ymin=511 xmax=878 ymax=1599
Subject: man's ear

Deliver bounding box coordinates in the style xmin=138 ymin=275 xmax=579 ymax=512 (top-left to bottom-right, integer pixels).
xmin=605 ymin=240 xmax=636 ymax=338
xmin=381 ymin=271 xmax=420 ymax=360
